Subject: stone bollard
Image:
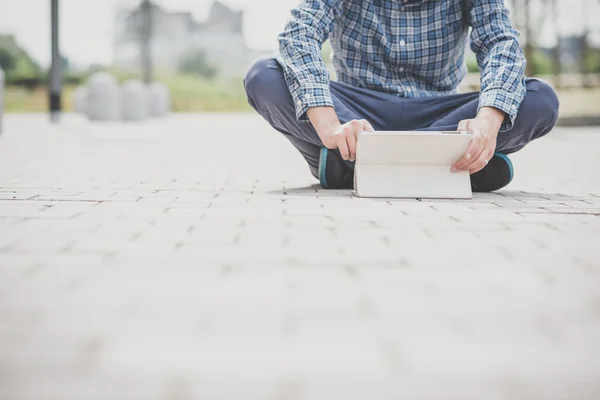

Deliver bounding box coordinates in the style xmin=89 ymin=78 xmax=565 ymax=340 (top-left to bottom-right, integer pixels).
xmin=86 ymin=72 xmax=121 ymax=121
xmin=0 ymin=67 xmax=4 ymax=133
xmin=121 ymin=80 xmax=150 ymax=121
xmin=149 ymin=82 xmax=171 ymax=118
xmin=72 ymin=86 xmax=88 ymax=114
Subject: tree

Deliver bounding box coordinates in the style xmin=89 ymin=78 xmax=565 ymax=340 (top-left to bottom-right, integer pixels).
xmin=580 ymin=0 xmax=593 ymax=87
xmin=0 ymin=47 xmax=16 ymax=71
xmin=0 ymin=35 xmax=21 ymax=71
xmin=510 ymin=0 xmax=553 ymax=76
xmin=178 ymin=49 xmax=218 ymax=79
xmin=0 ymin=34 xmax=43 ymax=86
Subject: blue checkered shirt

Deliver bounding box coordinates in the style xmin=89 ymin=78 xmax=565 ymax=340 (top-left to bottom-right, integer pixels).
xmin=277 ymin=0 xmax=527 ymax=131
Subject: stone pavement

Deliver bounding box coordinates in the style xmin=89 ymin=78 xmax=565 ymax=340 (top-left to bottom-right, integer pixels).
xmin=0 ymin=113 xmax=599 ymax=400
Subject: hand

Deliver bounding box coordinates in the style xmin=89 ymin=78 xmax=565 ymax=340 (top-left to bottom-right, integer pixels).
xmin=322 ymin=119 xmax=374 ymax=161
xmin=307 ymin=107 xmax=374 ymax=162
xmin=452 ymin=107 xmax=505 ymax=174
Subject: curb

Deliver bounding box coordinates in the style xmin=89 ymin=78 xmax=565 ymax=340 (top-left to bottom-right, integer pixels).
xmin=557 ymin=116 xmax=600 ymax=127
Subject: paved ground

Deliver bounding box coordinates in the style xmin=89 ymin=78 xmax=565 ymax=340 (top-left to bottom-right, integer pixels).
xmin=0 ymin=113 xmax=599 ymax=400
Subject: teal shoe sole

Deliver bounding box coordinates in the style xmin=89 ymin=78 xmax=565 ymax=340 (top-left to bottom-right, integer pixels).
xmin=494 ymin=152 xmax=514 ymax=183
xmin=318 ymin=147 xmax=329 ymax=189
xmin=471 ymin=152 xmax=514 ymax=193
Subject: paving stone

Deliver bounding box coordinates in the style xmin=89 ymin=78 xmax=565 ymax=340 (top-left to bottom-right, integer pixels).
xmin=0 ymin=114 xmax=599 ymax=399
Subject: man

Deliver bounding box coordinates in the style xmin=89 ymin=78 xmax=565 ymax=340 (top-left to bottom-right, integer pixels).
xmin=244 ymin=0 xmax=559 ymax=191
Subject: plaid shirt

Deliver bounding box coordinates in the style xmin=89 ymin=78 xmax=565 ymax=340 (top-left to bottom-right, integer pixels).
xmin=277 ymin=0 xmax=527 ymax=131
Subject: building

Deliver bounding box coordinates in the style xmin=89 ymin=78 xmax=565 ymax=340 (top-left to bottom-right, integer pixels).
xmin=114 ymin=1 xmax=269 ymax=77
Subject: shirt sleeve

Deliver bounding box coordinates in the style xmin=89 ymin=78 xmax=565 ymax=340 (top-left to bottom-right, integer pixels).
xmin=467 ymin=0 xmax=527 ymax=131
xmin=277 ymin=0 xmax=340 ymax=122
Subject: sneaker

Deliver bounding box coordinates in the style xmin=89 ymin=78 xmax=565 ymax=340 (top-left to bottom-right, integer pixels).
xmin=318 ymin=147 xmax=354 ymax=189
xmin=470 ymin=152 xmax=514 ymax=192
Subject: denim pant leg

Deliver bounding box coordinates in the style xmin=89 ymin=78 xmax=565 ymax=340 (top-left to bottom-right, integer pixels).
xmin=426 ymin=79 xmax=560 ymax=154
xmin=244 ymin=57 xmax=478 ymax=176
xmin=244 ymin=58 xmax=364 ymax=178
xmin=497 ymin=79 xmax=560 ymax=154
xmin=245 ymin=58 xmax=560 ymax=180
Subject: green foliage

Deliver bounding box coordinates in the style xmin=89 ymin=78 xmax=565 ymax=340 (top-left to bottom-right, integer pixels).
xmin=64 ymin=72 xmax=85 ymax=86
xmin=162 ymin=74 xmax=249 ymax=112
xmin=0 ymin=34 xmax=43 ymax=86
xmin=321 ymin=40 xmax=333 ymax=63
xmin=0 ymin=46 xmax=16 ymax=71
xmin=178 ymin=49 xmax=218 ymax=79
xmin=11 ymin=57 xmax=40 ymax=80
xmin=0 ymin=35 xmax=21 ymax=71
xmin=466 ymin=50 xmax=554 ymax=76
xmin=586 ymin=51 xmax=600 ymax=74
xmin=320 ymin=40 xmax=338 ymax=80
xmin=5 ymin=72 xmax=252 ymax=113
xmin=68 ymin=64 xmax=137 ymax=84
xmin=466 ymin=56 xmax=479 ymax=73
xmin=0 ymin=34 xmax=87 ymax=88
xmin=529 ymin=50 xmax=552 ymax=75
xmin=91 ymin=66 xmax=137 ymax=83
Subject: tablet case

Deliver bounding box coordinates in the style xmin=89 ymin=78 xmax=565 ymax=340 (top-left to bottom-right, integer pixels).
xmin=354 ymin=131 xmax=472 ymax=199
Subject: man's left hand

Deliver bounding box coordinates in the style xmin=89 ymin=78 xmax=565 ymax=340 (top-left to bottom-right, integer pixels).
xmin=452 ymin=107 xmax=505 ymax=174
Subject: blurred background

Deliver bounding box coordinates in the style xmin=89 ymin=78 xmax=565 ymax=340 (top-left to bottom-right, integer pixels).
xmin=0 ymin=0 xmax=599 ymax=122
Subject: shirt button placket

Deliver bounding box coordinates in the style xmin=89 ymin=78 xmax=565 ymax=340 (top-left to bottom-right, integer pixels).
xmin=399 ymin=38 xmax=406 ymax=73
xmin=398 ymin=1 xmax=408 ymax=70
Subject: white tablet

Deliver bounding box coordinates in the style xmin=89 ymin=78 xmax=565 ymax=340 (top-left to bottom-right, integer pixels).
xmin=354 ymin=131 xmax=473 ymax=199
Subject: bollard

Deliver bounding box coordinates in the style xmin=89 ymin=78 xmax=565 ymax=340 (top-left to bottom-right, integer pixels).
xmin=122 ymin=80 xmax=150 ymax=121
xmin=72 ymin=86 xmax=88 ymax=114
xmin=149 ymin=82 xmax=171 ymax=118
xmin=86 ymin=72 xmax=121 ymax=121
xmin=0 ymin=67 xmax=4 ymax=133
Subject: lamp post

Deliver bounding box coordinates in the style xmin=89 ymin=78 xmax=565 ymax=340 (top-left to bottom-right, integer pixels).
xmin=49 ymin=0 xmax=62 ymax=123
xmin=0 ymin=67 xmax=4 ymax=133
xmin=140 ymin=0 xmax=153 ymax=84
xmin=549 ymin=0 xmax=560 ymax=88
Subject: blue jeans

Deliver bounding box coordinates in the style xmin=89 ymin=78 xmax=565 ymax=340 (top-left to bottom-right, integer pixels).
xmin=244 ymin=58 xmax=559 ymax=179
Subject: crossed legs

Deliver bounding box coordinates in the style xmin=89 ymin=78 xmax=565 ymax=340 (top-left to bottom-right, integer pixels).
xmin=244 ymin=58 xmax=559 ymax=181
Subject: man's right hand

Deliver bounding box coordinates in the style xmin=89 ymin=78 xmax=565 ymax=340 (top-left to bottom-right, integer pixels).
xmin=307 ymin=107 xmax=374 ymax=162
xmin=322 ymin=119 xmax=375 ymax=162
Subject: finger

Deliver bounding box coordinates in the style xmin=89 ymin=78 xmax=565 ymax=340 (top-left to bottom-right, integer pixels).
xmin=361 ymin=119 xmax=375 ymax=132
xmin=453 ymin=130 xmax=481 ymax=171
xmin=469 ymin=147 xmax=493 ymax=174
xmin=460 ymin=137 xmax=487 ymax=170
xmin=337 ymin=133 xmax=350 ymax=160
xmin=453 ymin=140 xmax=481 ymax=171
xmin=347 ymin=130 xmax=357 ymax=161
xmin=466 ymin=150 xmax=487 ymax=173
xmin=471 ymin=144 xmax=496 ymax=174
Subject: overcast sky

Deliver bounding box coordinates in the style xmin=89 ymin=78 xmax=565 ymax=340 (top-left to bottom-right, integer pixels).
xmin=0 ymin=0 xmax=598 ymax=68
